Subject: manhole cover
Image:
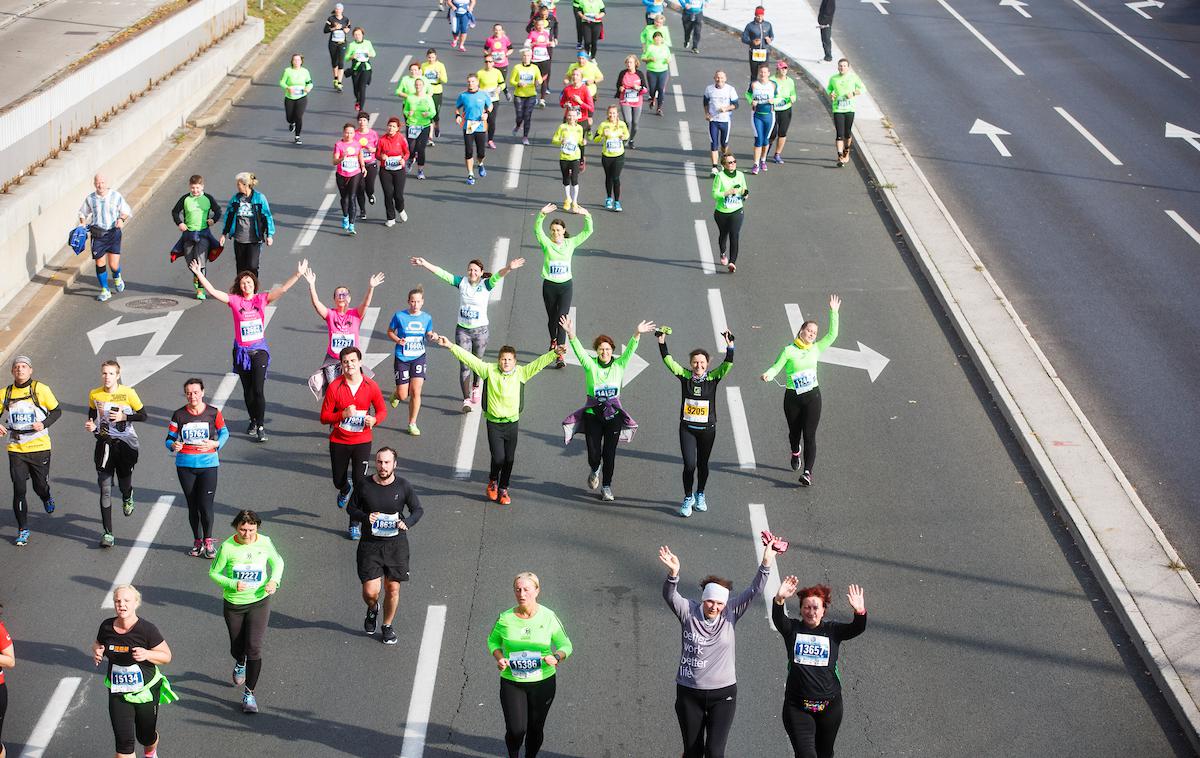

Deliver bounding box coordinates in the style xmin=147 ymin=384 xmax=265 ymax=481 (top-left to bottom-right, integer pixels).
xmin=105 ymin=295 xmax=199 ymax=315
xmin=125 ymin=297 xmax=180 ymax=310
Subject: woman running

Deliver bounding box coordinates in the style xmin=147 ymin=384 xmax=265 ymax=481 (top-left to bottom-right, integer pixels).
xmin=659 ymin=328 xmax=733 ymax=517
xmin=404 ymin=79 xmax=437 ymax=180
xmin=354 ymin=111 xmax=381 ymax=216
xmin=641 ymin=31 xmax=670 ymax=116
xmin=560 ymin=314 xmax=655 ymax=501
xmin=826 ymin=58 xmax=864 ymax=166
xmin=324 ymin=3 xmax=350 ymax=90
xmin=333 ymin=123 xmax=365 ymax=234
xmin=768 ymin=60 xmax=797 ymax=163
xmin=476 ymin=55 xmax=506 ymax=149
xmin=411 ymin=255 xmax=526 ymax=411
xmin=509 ymin=47 xmax=543 ymax=144
xmin=166 ymin=377 xmax=228 ymax=558
xmin=189 ymin=258 xmax=308 ymax=443
xmin=552 ymin=108 xmax=586 ymax=209
xmin=526 ymin=16 xmax=557 ymax=107
xmin=344 ymin=27 xmax=376 ymax=111
xmin=219 ymin=172 xmax=275 ymax=278
xmin=0 ymin=608 xmax=12 ymax=758
xmin=386 ymin=287 xmax=434 ymax=435
xmin=640 ymin=12 xmax=671 ymax=52
xmin=93 ymin=585 xmax=177 ymax=758
xmin=279 ymin=53 xmax=313 ymax=144
xmin=303 ymin=269 xmax=385 ymax=392
xmin=487 ymin=572 xmax=573 ymax=757
xmin=86 ymin=360 xmax=147 ymax=548
xmin=711 ymin=151 xmax=747 ymax=272
xmin=445 ymin=0 xmax=476 ymax=51
xmin=575 ymin=0 xmax=604 ymax=58
xmin=593 ymin=104 xmax=629 ymax=211
xmin=747 ymin=63 xmax=776 ymax=174
xmin=774 ymin=578 xmax=867 ymax=758
xmin=377 ymin=117 xmax=410 ymax=224
xmin=760 ymin=294 xmax=841 ymax=485
xmin=420 ymin=49 xmax=449 ymax=140
xmin=615 ymin=55 xmax=648 ymax=147
xmin=483 ymin=24 xmax=513 ymax=72
xmin=533 ymin=203 xmax=592 ymax=360
xmin=209 ymin=510 xmax=285 ymax=715
xmin=659 ymin=544 xmax=775 ymax=758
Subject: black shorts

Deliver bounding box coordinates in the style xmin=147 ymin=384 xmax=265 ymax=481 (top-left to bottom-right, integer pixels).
xmin=356 ymin=537 xmax=411 ymax=582
xmin=90 ymin=227 xmax=122 ymax=258
xmin=464 ymin=129 xmax=487 ymax=159
xmin=94 ymin=438 xmax=139 ymax=474
xmin=394 ymin=354 xmax=427 ymax=385
xmin=770 ymin=108 xmax=793 ymax=139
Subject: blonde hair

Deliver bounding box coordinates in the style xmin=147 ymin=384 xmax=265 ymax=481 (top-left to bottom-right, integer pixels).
xmin=513 ymin=571 xmax=540 ymax=590
xmin=235 ymin=171 xmax=258 ymax=190
xmin=112 ymin=584 xmax=142 ymax=606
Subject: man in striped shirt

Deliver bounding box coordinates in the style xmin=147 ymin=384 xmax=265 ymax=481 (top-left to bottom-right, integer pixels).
xmin=77 ymin=174 xmax=132 ymax=302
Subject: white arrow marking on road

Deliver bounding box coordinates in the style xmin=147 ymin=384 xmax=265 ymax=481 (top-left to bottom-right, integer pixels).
xmin=87 ymin=311 xmax=184 ymax=387
xmin=19 ymin=676 xmax=82 ymax=758
xmin=1165 ymin=122 xmax=1200 ymax=152
xmin=1125 ymin=0 xmax=1162 ymax=19
xmin=1071 ymin=0 xmax=1187 ymax=78
xmin=1000 ymin=0 xmax=1031 ymax=17
xmin=683 ymin=161 xmax=701 ymax=203
xmin=785 ymin=304 xmax=890 ymax=381
xmin=361 ymin=307 xmax=389 ymax=372
xmin=863 ymin=0 xmax=890 ymax=13
xmin=1166 ymin=211 xmax=1200 ymax=247
xmin=707 ymin=288 xmax=728 ymax=350
xmin=747 ymin=504 xmax=782 ymax=628
xmin=969 ymin=118 xmax=1013 ymax=157
xmin=399 ymin=605 xmax=448 ymax=758
xmin=561 ymin=307 xmax=649 ymax=384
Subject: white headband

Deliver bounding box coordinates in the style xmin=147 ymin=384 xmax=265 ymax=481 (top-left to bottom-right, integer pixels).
xmin=701 ymin=583 xmax=730 ymax=603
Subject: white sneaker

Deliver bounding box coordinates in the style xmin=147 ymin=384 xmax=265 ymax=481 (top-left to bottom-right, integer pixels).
xmin=385 ymin=219 xmax=396 ymax=227
xmin=601 ymin=486 xmax=615 ymax=502
xmin=587 ymin=468 xmax=600 ymax=490
xmin=399 ymin=210 xmax=408 ymax=223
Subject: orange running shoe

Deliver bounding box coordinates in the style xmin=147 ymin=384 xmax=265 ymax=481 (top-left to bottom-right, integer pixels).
xmin=486 ymin=480 xmax=499 ymax=501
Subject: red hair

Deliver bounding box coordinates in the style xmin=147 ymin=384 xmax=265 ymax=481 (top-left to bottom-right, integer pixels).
xmin=798 ymin=584 xmax=833 ymax=609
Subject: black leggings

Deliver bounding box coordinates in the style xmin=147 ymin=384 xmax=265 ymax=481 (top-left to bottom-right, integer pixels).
xmin=284 ymin=96 xmax=307 ymax=136
xmin=514 ymin=96 xmax=537 ymax=136
xmin=224 ymin=597 xmax=271 ymax=691
xmin=9 ymin=450 xmax=51 ymax=529
xmin=95 ymin=439 xmax=137 ymax=533
xmin=500 ymin=675 xmax=556 ymax=758
xmin=535 ymin=61 xmax=552 ymax=99
xmin=235 ymin=347 xmax=269 ymax=426
xmin=782 ymin=695 xmax=844 ymax=758
xmin=330 ymin=440 xmax=371 ymax=525
xmin=559 ymin=159 xmax=580 ymax=186
xmin=336 ymin=173 xmax=362 ymax=219
xmin=234 ymin=241 xmax=261 ymax=278
xmin=580 ymin=20 xmax=601 ymax=57
xmin=408 ymin=128 xmax=430 ymax=167
xmin=833 ymin=111 xmax=855 ymax=142
xmin=583 ymin=411 xmax=621 ymax=487
xmin=432 ymin=92 xmax=443 ymax=125
xmin=109 ymin=680 xmax=162 ymax=754
xmin=783 ymin=387 xmax=822 ymax=472
xmin=486 ymin=420 xmax=519 ymax=489
xmin=675 ymin=683 xmax=737 ymax=758
xmin=682 ymin=11 xmax=703 ymax=49
xmin=541 ymin=279 xmax=572 ymax=345
xmin=351 ymin=66 xmax=372 ymax=108
xmin=177 ymin=466 xmax=217 ymax=540
xmin=680 ymin=424 xmax=716 ymax=496
xmin=356 ymin=162 xmax=379 ymax=211
xmin=713 ymin=209 xmax=744 ymax=263
xmin=380 ymin=167 xmax=407 ymax=219
xmin=0 ymin=680 xmax=7 ymax=746
xmin=601 ymin=154 xmax=624 ymax=200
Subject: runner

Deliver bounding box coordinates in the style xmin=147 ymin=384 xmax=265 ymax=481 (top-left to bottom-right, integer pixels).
xmin=354 ymin=112 xmax=381 ymax=217
xmin=0 ymin=608 xmax=12 ymax=758
xmin=86 ymin=360 xmax=146 ymax=548
xmin=92 ymin=585 xmax=177 ymax=758
xmin=435 ymin=336 xmax=560 ymax=503
xmin=165 ymin=378 xmax=228 ymax=558
xmin=659 ymin=328 xmax=733 ymax=516
xmin=826 ymin=58 xmax=864 ymax=167
xmin=77 ymin=173 xmax=131 ymax=302
xmin=509 ymin=47 xmax=543 ymax=144
xmin=560 ymin=315 xmax=653 ymax=501
xmin=552 ymin=109 xmax=586 ymax=209
xmin=773 ymin=578 xmax=868 ymax=758
xmin=560 ymin=67 xmax=594 ymax=167
xmin=817 ymin=0 xmax=835 ymax=62
xmin=640 ymin=13 xmax=672 ymax=52
xmin=410 ymin=254 xmax=526 ymax=411
xmin=455 ymin=73 xmax=494 ymax=185
xmin=420 ymin=49 xmax=449 ymax=140
xmin=303 ymin=269 xmax=384 ymax=391
xmin=487 ymin=572 xmax=573 ymax=757
xmin=658 ymin=543 xmax=776 ymax=758
xmin=344 ymin=28 xmax=377 ymax=112
xmin=394 ymin=60 xmax=423 ymax=102
xmin=280 ymin=53 xmax=313 ymax=143
xmin=168 ymin=175 xmax=222 ymax=300
xmin=681 ymin=0 xmax=706 ymax=53
xmin=768 ymin=60 xmax=797 ymax=164
xmin=760 ymin=294 xmax=841 ymax=485
xmin=189 ymin=258 xmax=309 ymax=443
xmin=2 ymin=356 xmax=60 ymax=547
xmin=333 ymin=122 xmax=365 ymax=234
xmin=576 ymin=0 xmax=604 ymax=59
xmin=384 ymin=288 xmax=433 ymax=433
xmin=219 ymin=172 xmax=275 ymax=278
xmin=445 ymin=0 xmax=476 ymax=51
xmin=483 ymin=24 xmax=513 ymax=76
xmin=208 ymin=510 xmax=284 ymax=714
xmin=533 ymin=203 xmax=591 ymax=360
xmin=641 ymin=31 xmax=671 ymax=117
xmin=642 ymin=0 xmax=663 ymax=25
xmin=703 ymin=70 xmax=738 ymax=174
xmin=377 ymin=117 xmax=411 ymax=225
xmin=345 ymin=446 xmax=423 ymax=644
xmin=711 ymin=151 xmax=747 ymax=272
xmin=741 ymin=5 xmax=774 ymax=83
xmin=324 ymin=2 xmax=351 ymax=90
xmin=403 ymin=80 xmax=437 ymax=180
xmin=593 ymin=104 xmax=630 ymax=211
xmin=320 ymin=347 xmax=387 ymax=539
xmin=563 ymin=49 xmax=603 ymax=102
xmin=747 ymin=64 xmax=776 ymax=174
xmin=476 ymin=54 xmax=506 ymax=149
xmin=525 ymin=16 xmax=557 ymax=107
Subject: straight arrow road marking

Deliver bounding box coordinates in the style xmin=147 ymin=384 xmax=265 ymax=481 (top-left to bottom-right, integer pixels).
xmin=1166 ymin=211 xmax=1200 ymax=247
xmin=694 ymin=219 xmax=715 ymax=275
xmin=398 ymin=605 xmax=448 ymax=758
xmin=1125 ymin=0 xmax=1162 ymax=19
xmin=747 ymin=504 xmax=782 ymax=628
xmin=683 ymin=161 xmax=701 ymax=203
xmin=1071 ymin=0 xmax=1188 ymax=78
xmin=785 ymin=304 xmax=890 ymax=381
xmin=999 ymin=0 xmax=1030 ymax=17
xmin=391 ymin=53 xmax=413 ymax=83
xmin=1055 ymin=107 xmax=1122 ymax=165
xmin=969 ymin=118 xmax=1012 ymax=157
xmin=1165 ymin=122 xmax=1200 ymax=152
xmin=677 ymin=120 xmax=692 ymax=151
xmin=936 ymin=0 xmax=1025 ymax=75
xmin=19 ymin=676 xmax=82 ymax=758
xmin=101 ymin=496 xmax=174 ymax=609
xmin=727 ymin=388 xmax=756 ymax=469
xmin=862 ymin=0 xmax=889 ymax=13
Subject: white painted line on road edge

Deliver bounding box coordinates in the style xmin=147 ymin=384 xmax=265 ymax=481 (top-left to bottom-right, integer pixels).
xmin=324 ymin=170 xmax=336 ymax=193
xmin=102 ymin=496 xmax=174 ymax=609
xmin=505 ymin=143 xmax=524 ymax=190
xmin=1054 ymin=107 xmax=1122 ymax=165
xmin=391 ymin=54 xmax=413 ymax=83
xmin=678 ymin=120 xmax=693 ymax=151
xmin=668 ymin=54 xmax=679 ymax=77
xmin=785 ymin=303 xmax=804 ymax=335
xmin=490 ymin=237 xmax=511 ymax=301
xmin=1070 ymin=0 xmax=1188 ymax=78
xmin=399 ymin=604 xmax=448 ymax=758
xmin=19 ymin=676 xmax=83 ymax=758
xmin=453 ymin=410 xmax=483 ymax=479
xmin=672 ymin=83 xmax=685 ymax=113
xmin=683 ymin=161 xmax=701 ymax=203
xmin=418 ymin=10 xmax=436 ymax=34
xmin=707 ymin=288 xmax=727 ymax=349
xmin=693 ymin=219 xmax=715 ymax=275
xmin=1166 ymin=211 xmax=1200 ymax=247
xmin=295 ymin=193 xmax=337 ymax=250
xmin=935 ymin=0 xmax=1025 ymax=76
xmin=746 ymin=504 xmax=781 ymax=627
xmin=727 ymin=387 xmax=756 ymax=470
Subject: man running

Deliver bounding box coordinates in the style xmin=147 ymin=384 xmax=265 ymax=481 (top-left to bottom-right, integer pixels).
xmin=740 ymin=6 xmax=774 ymax=83
xmin=77 ymin=174 xmax=132 ymax=302
xmin=456 ymin=73 xmax=494 ymax=186
xmin=86 ymin=360 xmax=147 ymax=547
xmin=2 ymin=356 xmax=60 ymax=546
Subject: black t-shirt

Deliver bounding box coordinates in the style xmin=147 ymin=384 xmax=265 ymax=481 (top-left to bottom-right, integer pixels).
xmin=772 ymin=602 xmax=866 ymax=702
xmin=347 ymin=476 xmax=424 ymax=542
xmin=325 ymin=13 xmax=351 ymax=44
xmin=662 ymin=343 xmax=733 ymax=430
xmin=97 ymin=617 xmax=165 ymax=687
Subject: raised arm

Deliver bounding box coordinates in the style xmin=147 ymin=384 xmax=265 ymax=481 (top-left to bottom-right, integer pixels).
xmin=304 ymin=269 xmax=329 ymax=319
xmin=358 ymin=272 xmax=385 ymax=313
xmin=188 ymin=259 xmax=230 ymax=304
xmin=266 ymin=259 xmax=309 ymax=304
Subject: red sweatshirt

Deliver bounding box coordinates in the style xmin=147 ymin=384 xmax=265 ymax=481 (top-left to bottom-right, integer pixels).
xmin=560 ymin=83 xmax=594 ymax=118
xmin=320 ymin=374 xmax=388 ymax=445
xmin=377 ymin=132 xmax=411 ymax=170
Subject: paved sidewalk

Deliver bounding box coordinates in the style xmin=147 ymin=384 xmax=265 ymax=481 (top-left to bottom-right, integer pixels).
xmin=693 ymin=0 xmax=1200 ymax=749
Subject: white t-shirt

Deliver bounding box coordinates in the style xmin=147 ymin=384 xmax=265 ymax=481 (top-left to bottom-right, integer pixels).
xmin=704 ymin=84 xmax=739 ymax=123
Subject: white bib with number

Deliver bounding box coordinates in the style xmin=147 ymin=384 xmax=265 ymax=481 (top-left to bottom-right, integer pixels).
xmin=330 ymin=332 xmax=355 ymax=352
xmin=508 ymin=650 xmax=543 ymax=679
xmin=340 ymin=411 xmax=367 ymax=433
xmin=340 ymin=156 xmax=359 ymax=173
xmin=109 ymin=663 xmax=145 ymax=693
xmin=751 ymin=48 xmax=767 ymax=62
xmin=232 ymin=562 xmax=266 ymax=588
xmin=239 ymin=318 xmax=264 ymax=342
xmin=180 ymin=421 xmax=209 ymax=444
xmin=623 ymin=88 xmax=640 ymax=103
xmin=605 ymin=137 xmax=623 ymax=153
xmin=331 ymin=29 xmax=346 ymax=42
xmin=466 ymin=119 xmax=484 ymax=134
xmin=372 ymin=512 xmax=401 ymax=537
xmin=492 ymin=51 xmax=505 ymax=63
xmin=532 ymin=46 xmax=549 ymax=62
xmin=407 ymin=125 xmax=423 ymax=139
xmin=548 ymin=261 xmax=569 ymax=277
xmin=594 ymin=385 xmax=618 ymax=400
xmin=725 ymin=193 xmax=743 ymax=209
xmin=682 ymin=398 xmax=709 ymax=423
xmin=402 ymin=336 xmax=424 ymax=357
xmin=789 ymin=368 xmax=817 ymax=393
xmin=519 ymin=71 xmax=535 ymax=86
xmin=793 ymin=634 xmax=830 ymax=667
xmin=355 ymin=52 xmax=368 ymax=62
xmin=6 ymin=400 xmax=43 ymax=431
xmin=561 ymin=140 xmax=578 ymax=156
xmin=289 ymin=85 xmax=305 ymax=96
xmin=384 ymin=155 xmax=403 ymax=170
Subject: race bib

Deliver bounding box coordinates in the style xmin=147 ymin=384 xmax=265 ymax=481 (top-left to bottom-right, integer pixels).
xmin=594 ymin=385 xmax=618 ymax=400
xmin=508 ymin=650 xmax=543 ymax=678
xmin=239 ymin=318 xmax=264 ymax=342
xmin=793 ymin=634 xmax=830 ymax=667
xmin=682 ymin=398 xmax=709 ymax=423
xmin=384 ymin=155 xmax=403 ymax=170
xmin=560 ymin=140 xmax=578 ymax=156
xmin=604 ymin=137 xmax=622 ymax=153
xmin=372 ymin=512 xmax=400 ymax=537
xmin=519 ymin=71 xmax=535 ymax=86
xmin=232 ymin=562 xmax=266 ymax=588
xmin=466 ymin=119 xmax=484 ymax=134
xmin=330 ymin=332 xmax=355 ymax=351
xmin=180 ymin=421 xmax=210 ymax=444
xmin=8 ymin=409 xmax=35 ymax=429
xmin=340 ymin=156 xmax=359 ymax=173
xmin=492 ymin=51 xmax=506 ymax=63
xmin=407 ymin=125 xmax=423 ymax=139
xmin=109 ymin=663 xmax=145 ymax=694
xmin=355 ymin=52 xmax=368 ymax=62
xmin=402 ymin=336 xmax=425 ymax=356
xmin=725 ymin=193 xmax=743 ymax=209
xmin=340 ymin=411 xmax=367 ymax=432
xmin=548 ymin=261 xmax=569 ymax=277
xmin=424 ymin=69 xmax=438 ymax=81
xmin=751 ymin=49 xmax=767 ymax=62
xmin=532 ymin=47 xmax=549 ymax=62
xmin=623 ymin=88 xmax=640 ymax=103
xmin=459 ymin=306 xmax=481 ymax=321
xmin=836 ymin=96 xmax=851 ymax=110
xmin=289 ymin=85 xmax=305 ymax=96
xmin=789 ymin=368 xmax=816 ymax=393
xmin=331 ymin=29 xmax=346 ymax=42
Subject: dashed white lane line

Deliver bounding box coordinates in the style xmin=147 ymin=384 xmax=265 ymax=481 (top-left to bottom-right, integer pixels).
xmin=668 ymin=54 xmax=679 ymax=77
xmin=453 ymin=405 xmax=483 ymax=480
xmin=101 ymin=496 xmax=174 ymax=609
xmin=391 ymin=53 xmax=413 ymax=84
xmin=399 ymin=605 xmax=448 ymax=758
xmin=213 ymin=306 xmax=276 ymax=410
xmin=727 ymin=388 xmax=756 ymax=470
xmin=294 ymin=193 xmax=337 ymax=250
xmin=418 ymin=9 xmax=436 ymax=34
xmin=934 ymin=0 xmax=1025 ymax=76
xmin=693 ymin=219 xmax=715 ymax=275
xmin=785 ymin=303 xmax=804 ymax=335
xmin=672 ymin=83 xmax=685 ymax=113
xmin=707 ymin=288 xmax=727 ymax=349
xmin=1069 ymin=0 xmax=1188 ymax=79
xmin=1166 ymin=211 xmax=1200 ymax=246
xmin=747 ymin=503 xmax=782 ymax=628
xmin=489 ymin=237 xmax=511 ymax=301
xmin=19 ymin=676 xmax=83 ymax=758
xmin=683 ymin=161 xmax=701 ymax=203
xmin=678 ymin=120 xmax=693 ymax=151
xmin=506 ymin=143 xmax=524 ymax=190
xmin=1054 ymin=107 xmax=1122 ymax=165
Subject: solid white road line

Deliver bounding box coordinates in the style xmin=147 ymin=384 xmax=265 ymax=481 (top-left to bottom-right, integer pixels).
xmin=935 ymin=0 xmax=1025 ymax=76
xmin=506 ymin=143 xmax=524 ymax=189
xmin=1166 ymin=210 xmax=1200 ymax=247
xmin=1070 ymin=0 xmax=1188 ymax=78
xmin=101 ymin=496 xmax=174 ymax=609
xmin=683 ymin=161 xmax=701 ymax=203
xmin=727 ymin=388 xmax=756 ymax=470
xmin=295 ymin=193 xmax=337 ymax=249
xmin=19 ymin=676 xmax=83 ymax=758
xmin=490 ymin=237 xmax=511 ymax=301
xmin=693 ymin=219 xmax=715 ymax=275
xmin=672 ymin=83 xmax=685 ymax=113
xmin=747 ymin=504 xmax=782 ymax=627
xmin=707 ymin=288 xmax=727 ymax=349
xmin=361 ymin=306 xmax=391 ymax=372
xmin=391 ymin=54 xmax=413 ymax=83
xmin=785 ymin=303 xmax=804 ymax=334
xmin=668 ymin=54 xmax=679 ymax=77
xmin=418 ymin=9 xmax=436 ymax=34
xmin=399 ymin=605 xmax=448 ymax=758
xmin=1054 ymin=107 xmax=1122 ymax=165
xmin=678 ymin=120 xmax=693 ymax=151
xmin=454 ymin=410 xmax=483 ymax=479
xmin=213 ymin=306 xmax=276 ymax=409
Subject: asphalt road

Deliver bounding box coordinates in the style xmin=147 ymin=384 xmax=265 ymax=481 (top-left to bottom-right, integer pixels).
xmin=0 ymin=0 xmax=1193 ymax=755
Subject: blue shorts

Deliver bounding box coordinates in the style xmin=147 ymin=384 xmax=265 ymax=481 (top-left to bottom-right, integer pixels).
xmin=708 ymin=120 xmax=730 ymax=151
xmin=90 ymin=227 xmax=123 ymax=258
xmin=752 ymin=110 xmax=774 ymax=148
xmin=394 ymin=354 xmax=427 ymax=385
xmin=450 ymin=11 xmax=472 ymax=34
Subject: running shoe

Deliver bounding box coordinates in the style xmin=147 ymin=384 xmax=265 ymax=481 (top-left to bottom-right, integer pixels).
xmin=678 ymin=496 xmax=694 ymax=518
xmin=335 ymin=79 xmax=343 ymax=90
xmin=691 ymin=47 xmax=699 ymax=53
xmin=601 ymin=486 xmax=615 ymax=502
xmin=359 ymin=210 xmax=367 ymax=220
xmin=44 ymin=496 xmax=55 ymax=514
xmin=400 ymin=210 xmax=408 ymax=222
xmin=188 ymin=539 xmax=203 ymax=557
xmin=563 ymin=199 xmax=572 ymax=211
xmin=628 ymin=139 xmax=635 ymax=149
xmin=434 ymin=123 xmax=440 ymax=138
xmin=204 ymin=538 xmax=216 ymax=559
xmin=337 ymin=480 xmax=353 ymax=508
xmin=512 ymin=126 xmax=520 ymax=136
xmin=247 ymin=420 xmax=257 ymax=436
xmin=656 ymin=107 xmax=663 ymax=116
xmin=364 ymin=604 xmax=378 ymax=635
xmin=342 ymin=216 xmax=350 ymax=231
xmin=719 ymin=254 xmax=728 ymax=266
xmin=97 ymin=288 xmax=112 ymax=302
xmin=604 ymin=197 xmax=613 ymax=210
xmin=122 ymin=492 xmax=135 ymax=517
xmin=750 ymin=164 xmax=760 ymax=175
xmin=381 ymin=624 xmax=398 ymax=644
xmin=790 ymin=451 xmax=801 ymax=471
xmin=113 ymin=276 xmax=125 ymax=293
xmin=417 ymin=169 xmax=426 ymax=180
xmin=242 ymin=689 xmax=259 ymax=714
xmin=368 ymin=194 xmax=376 ymax=205
xmin=385 ymin=219 xmax=396 ymax=227
xmin=694 ymin=492 xmax=708 ymax=512
xmin=348 ymin=223 xmax=357 ymax=236
xmin=348 ymin=524 xmax=361 ymax=540
xmin=195 ymin=281 xmax=206 ymax=300
xmin=486 ymin=480 xmax=499 ymax=501
xmin=711 ymin=164 xmax=720 ymax=176
xmin=471 ymin=386 xmax=481 ymax=405
xmin=579 ymin=158 xmax=586 ymax=173
xmin=587 ymin=468 xmax=600 ymax=490
xmin=478 ymin=165 xmax=487 ymax=177
xmin=772 ymin=153 xmax=784 ymax=164
xmin=428 ymin=138 xmax=437 ymax=147
xmin=727 ymin=262 xmax=736 ymax=273
xmin=498 ymin=489 xmax=511 ymax=505
xmin=14 ymin=529 xmax=29 ymax=546
xmin=256 ymin=425 xmax=269 ymax=443
xmin=487 ymin=140 xmax=497 ymax=149
xmin=461 ymin=398 xmax=473 ymax=413
xmin=466 ymin=175 xmax=475 ymax=185
xmin=100 ymin=532 xmax=115 ymax=548
xmin=760 ymin=160 xmax=768 ymax=172
xmin=798 ymin=470 xmax=813 ymax=487
xmin=390 ymin=393 xmax=400 ymax=408
xmin=294 ymin=136 xmax=302 ymax=144
xmin=408 ymin=423 xmax=421 ymax=436
xmin=555 ymin=355 xmax=565 ymax=369
xmin=232 ymin=661 xmax=247 ymax=686
xmin=613 ymin=201 xmax=622 ymax=212
xmin=537 ymin=99 xmax=546 ymax=108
